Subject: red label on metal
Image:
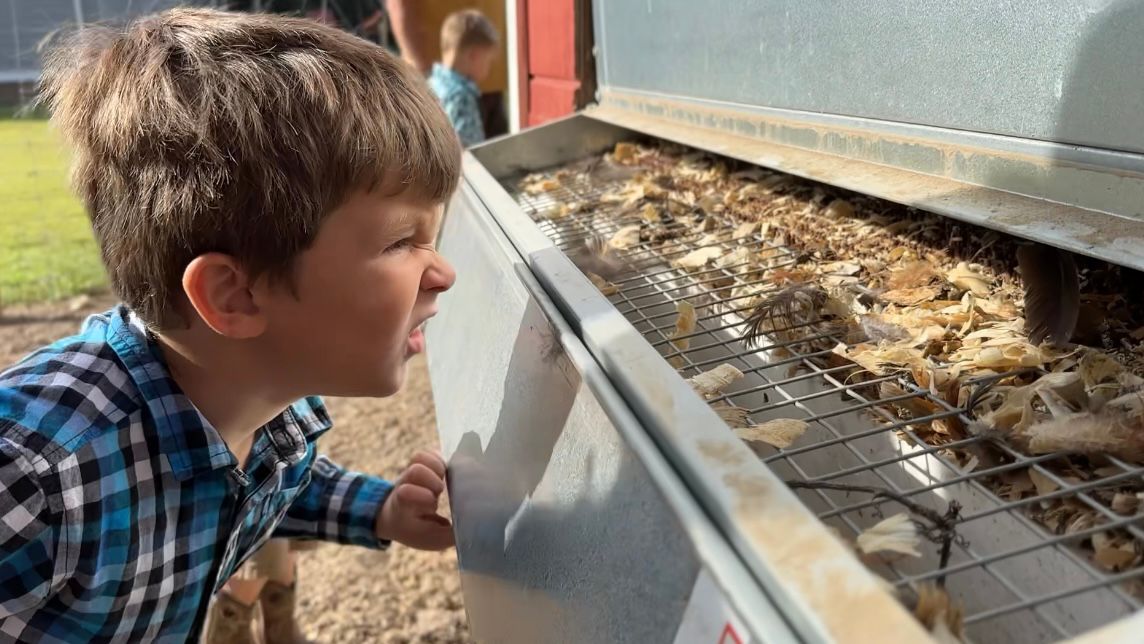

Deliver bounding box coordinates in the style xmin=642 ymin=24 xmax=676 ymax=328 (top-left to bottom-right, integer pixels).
xmin=719 ymin=623 xmax=743 ymax=644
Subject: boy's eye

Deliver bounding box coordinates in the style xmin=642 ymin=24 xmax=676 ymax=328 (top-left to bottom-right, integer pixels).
xmin=384 ymin=238 xmax=413 ymax=254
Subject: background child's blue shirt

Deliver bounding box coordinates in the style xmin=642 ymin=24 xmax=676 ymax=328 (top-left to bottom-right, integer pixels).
xmin=429 ymin=63 xmax=485 ymax=147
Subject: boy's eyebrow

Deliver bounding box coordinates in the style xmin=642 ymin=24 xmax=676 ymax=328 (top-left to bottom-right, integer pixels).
xmin=380 ymin=207 xmax=435 ymax=236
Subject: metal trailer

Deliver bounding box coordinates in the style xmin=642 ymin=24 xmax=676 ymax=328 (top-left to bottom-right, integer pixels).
xmin=426 ymin=2 xmax=1144 ymax=642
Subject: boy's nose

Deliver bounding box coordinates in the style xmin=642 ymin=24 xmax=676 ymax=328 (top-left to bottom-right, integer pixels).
xmin=423 ymin=252 xmax=456 ymax=293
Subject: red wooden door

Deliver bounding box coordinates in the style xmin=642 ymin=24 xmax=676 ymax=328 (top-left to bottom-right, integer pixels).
xmin=517 ymin=0 xmax=593 ymax=128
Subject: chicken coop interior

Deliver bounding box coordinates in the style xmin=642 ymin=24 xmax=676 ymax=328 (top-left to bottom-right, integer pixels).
xmin=495 ymin=138 xmax=1144 ymax=643
xmin=432 ymin=2 xmax=1144 ymax=642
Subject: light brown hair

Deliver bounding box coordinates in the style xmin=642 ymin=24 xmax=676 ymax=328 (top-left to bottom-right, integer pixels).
xmin=38 ymin=8 xmax=461 ymax=328
xmin=440 ymin=9 xmax=499 ymax=56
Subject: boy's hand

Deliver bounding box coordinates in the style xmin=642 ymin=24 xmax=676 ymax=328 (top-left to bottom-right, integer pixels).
xmin=375 ymin=450 xmax=454 ymax=550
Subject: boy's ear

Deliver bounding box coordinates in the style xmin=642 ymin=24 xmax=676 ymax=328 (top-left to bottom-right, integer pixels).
xmin=182 ymin=253 xmax=268 ymax=339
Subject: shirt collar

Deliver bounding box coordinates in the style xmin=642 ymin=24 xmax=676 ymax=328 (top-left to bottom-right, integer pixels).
xmin=431 ymin=62 xmax=479 ymax=94
xmin=104 ymin=306 xmax=331 ymax=481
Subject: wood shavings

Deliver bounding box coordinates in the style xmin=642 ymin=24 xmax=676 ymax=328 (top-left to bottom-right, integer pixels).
xmin=640 ymin=203 xmax=661 ymax=224
xmin=672 ymin=246 xmax=724 ymax=269
xmin=1111 ymin=492 xmax=1142 ymax=515
xmin=860 ymin=315 xmax=910 ymax=343
xmin=1028 ymin=468 xmax=1060 ymax=497
xmin=715 ymin=247 xmax=754 ymax=275
xmin=996 ymin=468 xmax=1035 ymax=501
xmin=820 ymin=261 xmax=862 ymax=277
xmin=687 ymin=364 xmax=744 ymax=397
xmin=960 ymin=453 xmax=980 ymax=473
xmin=887 ymin=261 xmax=940 ymax=290
xmin=668 ymin=301 xmax=697 ymax=368
xmin=856 ymin=513 xmax=922 ymax=558
xmin=540 ymin=203 xmax=573 ymax=220
xmin=1092 ymin=532 xmax=1140 ymax=572
xmin=833 ymin=342 xmax=925 ymax=377
xmin=1079 ymin=350 xmax=1126 ymax=408
xmin=950 ymin=321 xmax=1066 ymax=369
xmin=733 ymin=221 xmax=759 ymax=238
xmin=711 ymin=402 xmax=750 ymax=428
xmin=880 ymin=382 xmax=940 ymax=423
xmin=612 ymin=142 xmax=638 ymax=163
xmin=882 ymin=287 xmax=941 ymax=307
xmin=913 ymin=584 xmax=967 ymax=644
xmin=522 ymin=176 xmax=560 ymax=195
xmin=734 ymin=418 xmax=808 ymax=449
xmin=975 ymin=371 xmax=1084 ymax=432
xmin=947 ymin=262 xmax=992 ymax=297
xmin=608 ymin=225 xmax=642 ymax=250
xmin=587 ymin=273 xmax=619 ymax=296
xmin=822 ymin=199 xmax=854 ymax=219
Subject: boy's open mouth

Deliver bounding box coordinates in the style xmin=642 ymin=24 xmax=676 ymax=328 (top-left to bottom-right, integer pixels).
xmin=407 ymin=321 xmax=429 ymax=355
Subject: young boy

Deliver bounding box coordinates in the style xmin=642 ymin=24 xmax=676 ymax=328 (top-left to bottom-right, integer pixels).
xmin=0 ymin=8 xmax=461 ymax=642
xmin=428 ymin=9 xmax=500 ymax=147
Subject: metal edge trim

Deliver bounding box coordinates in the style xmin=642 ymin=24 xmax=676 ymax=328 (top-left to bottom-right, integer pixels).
xmin=599 ymin=86 xmax=1144 ymax=175
xmin=589 ymin=92 xmax=1144 ymax=273
xmin=512 ymin=261 xmax=803 ymax=644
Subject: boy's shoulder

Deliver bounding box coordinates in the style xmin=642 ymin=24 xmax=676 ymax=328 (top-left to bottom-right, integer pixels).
xmin=429 ymin=64 xmax=479 ymax=100
xmin=0 ymin=308 xmax=143 ymax=467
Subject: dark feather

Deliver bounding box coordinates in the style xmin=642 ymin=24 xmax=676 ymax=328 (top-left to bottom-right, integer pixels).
xmin=1017 ymin=243 xmax=1079 ymax=346
xmin=743 ymin=285 xmax=830 ymax=348
xmin=568 ymin=235 xmax=629 ymax=282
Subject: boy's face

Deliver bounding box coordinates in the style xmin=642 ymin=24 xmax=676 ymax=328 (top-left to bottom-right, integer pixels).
xmin=257 ymin=189 xmax=455 ymax=397
xmin=466 ymin=45 xmax=498 ymax=84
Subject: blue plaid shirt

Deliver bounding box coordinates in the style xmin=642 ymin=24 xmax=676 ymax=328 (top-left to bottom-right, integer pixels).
xmin=0 ymin=306 xmax=393 ymax=642
xmin=428 ymin=63 xmax=485 ymax=147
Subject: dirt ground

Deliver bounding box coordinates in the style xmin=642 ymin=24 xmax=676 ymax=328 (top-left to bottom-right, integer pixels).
xmin=0 ymin=295 xmax=471 ymax=643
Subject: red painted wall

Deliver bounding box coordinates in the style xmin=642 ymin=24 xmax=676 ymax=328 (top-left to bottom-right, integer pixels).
xmin=517 ymin=0 xmax=583 ymax=128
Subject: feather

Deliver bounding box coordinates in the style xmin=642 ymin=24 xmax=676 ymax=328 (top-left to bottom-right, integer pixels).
xmin=568 ymin=235 xmax=629 ymax=282
xmin=743 ymin=285 xmax=829 ymax=347
xmin=1017 ymin=243 xmax=1079 ymax=347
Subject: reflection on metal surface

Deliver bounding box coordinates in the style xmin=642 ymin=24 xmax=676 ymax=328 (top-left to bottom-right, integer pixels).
xmin=429 ymin=185 xmax=789 ymax=642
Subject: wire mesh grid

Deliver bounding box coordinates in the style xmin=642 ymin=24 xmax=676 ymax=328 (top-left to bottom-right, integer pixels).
xmin=504 ymin=163 xmax=1144 ymax=642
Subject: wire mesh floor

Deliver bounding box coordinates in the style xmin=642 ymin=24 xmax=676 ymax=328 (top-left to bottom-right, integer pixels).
xmin=504 ymin=160 xmax=1144 ymax=643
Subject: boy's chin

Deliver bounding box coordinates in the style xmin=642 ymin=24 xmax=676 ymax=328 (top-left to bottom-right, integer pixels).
xmin=317 ymin=365 xmax=406 ymax=399
xmin=370 ymin=364 xmax=408 ymax=398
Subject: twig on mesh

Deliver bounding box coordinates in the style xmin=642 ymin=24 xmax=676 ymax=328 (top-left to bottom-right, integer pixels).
xmin=785 ymin=480 xmax=964 ymax=585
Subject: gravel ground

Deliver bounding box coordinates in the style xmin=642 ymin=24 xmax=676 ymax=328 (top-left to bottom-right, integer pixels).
xmin=0 ymin=296 xmax=471 ymax=643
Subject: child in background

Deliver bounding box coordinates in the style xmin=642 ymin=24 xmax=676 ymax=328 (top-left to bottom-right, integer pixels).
xmin=429 ymin=9 xmax=500 ymax=147
xmin=205 ymin=537 xmax=320 ymax=643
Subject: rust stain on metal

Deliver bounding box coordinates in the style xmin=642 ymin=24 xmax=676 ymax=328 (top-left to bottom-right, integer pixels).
xmin=722 ymin=472 xmax=934 ymax=643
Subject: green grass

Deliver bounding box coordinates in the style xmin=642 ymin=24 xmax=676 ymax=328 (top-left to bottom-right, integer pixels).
xmin=0 ymin=116 xmax=106 ymax=305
